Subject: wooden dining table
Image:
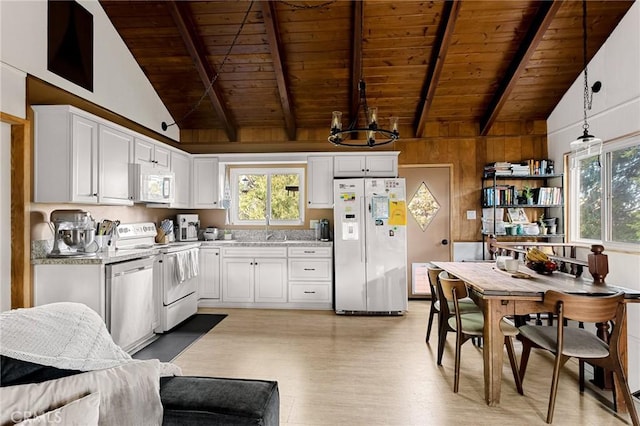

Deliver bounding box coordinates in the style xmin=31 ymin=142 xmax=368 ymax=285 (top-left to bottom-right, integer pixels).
xmin=432 ymin=261 xmax=640 ymax=412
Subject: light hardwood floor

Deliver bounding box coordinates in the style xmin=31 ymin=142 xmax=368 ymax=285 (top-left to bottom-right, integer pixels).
xmin=174 ymin=301 xmax=637 ymax=425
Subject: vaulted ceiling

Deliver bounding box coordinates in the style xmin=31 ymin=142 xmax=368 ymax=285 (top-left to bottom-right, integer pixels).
xmin=99 ymin=0 xmax=633 ymax=144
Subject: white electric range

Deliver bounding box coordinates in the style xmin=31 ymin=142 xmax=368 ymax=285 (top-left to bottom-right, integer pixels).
xmin=115 ymin=223 xmax=200 ymax=333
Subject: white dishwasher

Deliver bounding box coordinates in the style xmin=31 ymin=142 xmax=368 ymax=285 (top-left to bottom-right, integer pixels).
xmin=106 ymin=256 xmax=157 ymax=354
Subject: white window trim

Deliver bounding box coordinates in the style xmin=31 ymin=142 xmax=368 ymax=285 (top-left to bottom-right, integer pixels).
xmin=568 ymin=133 xmax=640 ymax=252
xmin=229 ymin=167 xmax=305 ymax=226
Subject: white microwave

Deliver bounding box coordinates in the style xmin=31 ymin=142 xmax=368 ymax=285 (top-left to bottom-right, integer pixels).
xmin=130 ymin=163 xmax=175 ymax=204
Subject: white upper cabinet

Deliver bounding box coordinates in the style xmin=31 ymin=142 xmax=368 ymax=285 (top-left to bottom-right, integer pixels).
xmin=192 ymin=156 xmax=219 ymax=208
xmin=98 ymin=124 xmax=133 ymax=205
xmin=33 ymin=105 xmax=133 ymax=205
xmin=134 ymin=136 xmax=170 ymax=170
xmin=170 ymin=150 xmax=192 ymax=209
xmin=70 ymin=114 xmax=99 ymax=203
xmin=307 ymin=155 xmax=334 ymax=208
xmin=333 ymin=154 xmax=398 ymax=177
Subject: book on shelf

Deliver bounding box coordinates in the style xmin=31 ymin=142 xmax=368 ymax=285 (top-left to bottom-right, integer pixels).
xmin=482 ymin=185 xmax=516 ymax=206
xmin=535 ymin=187 xmax=562 ymax=205
xmin=484 ymin=159 xmax=556 ymax=177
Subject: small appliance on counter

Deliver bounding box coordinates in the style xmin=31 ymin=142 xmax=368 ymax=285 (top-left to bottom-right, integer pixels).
xmin=176 ymin=214 xmax=199 ymax=241
xmin=203 ymin=227 xmax=220 ymax=240
xmin=48 ymin=209 xmax=97 ymax=257
xmin=319 ymin=219 xmax=331 ymax=241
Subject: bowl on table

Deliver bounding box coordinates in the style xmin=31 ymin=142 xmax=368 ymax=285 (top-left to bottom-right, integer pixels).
xmin=526 ymin=260 xmax=557 ymax=275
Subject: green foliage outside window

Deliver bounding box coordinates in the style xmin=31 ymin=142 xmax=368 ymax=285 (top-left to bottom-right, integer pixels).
xmin=610 ymin=145 xmax=640 ymax=243
xmin=576 ymin=143 xmax=640 ymax=245
xmin=235 ymin=170 xmax=302 ymax=223
xmin=578 ymin=155 xmax=602 ymax=240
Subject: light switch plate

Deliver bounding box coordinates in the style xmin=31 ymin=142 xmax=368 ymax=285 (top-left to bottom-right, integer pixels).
xmin=466 ymin=210 xmax=477 ymax=220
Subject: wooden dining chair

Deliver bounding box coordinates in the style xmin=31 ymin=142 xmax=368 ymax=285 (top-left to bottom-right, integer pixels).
xmin=429 ymin=268 xmax=481 ymax=365
xmin=425 ymin=265 xmax=441 ymax=344
xmin=518 ymin=290 xmax=638 ymax=425
xmin=438 ymin=271 xmax=523 ymax=394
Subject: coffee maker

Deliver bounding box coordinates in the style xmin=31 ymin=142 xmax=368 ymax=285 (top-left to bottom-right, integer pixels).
xmin=49 ymin=209 xmax=97 ymax=257
xmin=176 ymin=214 xmax=199 ymax=241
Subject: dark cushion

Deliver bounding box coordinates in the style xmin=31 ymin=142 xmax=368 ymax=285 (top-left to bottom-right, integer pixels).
xmin=160 ymin=376 xmax=279 ymax=426
xmin=0 ymin=355 xmax=82 ymax=387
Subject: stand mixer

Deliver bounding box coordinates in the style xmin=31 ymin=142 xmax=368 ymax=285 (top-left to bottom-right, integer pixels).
xmin=48 ymin=209 xmax=97 ymax=257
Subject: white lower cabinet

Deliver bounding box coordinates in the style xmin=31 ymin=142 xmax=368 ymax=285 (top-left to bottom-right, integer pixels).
xmin=287 ymin=246 xmax=332 ymax=307
xmin=211 ymin=245 xmax=332 ymax=309
xmin=199 ymin=247 xmax=220 ymax=300
xmin=221 ymin=247 xmax=287 ymax=304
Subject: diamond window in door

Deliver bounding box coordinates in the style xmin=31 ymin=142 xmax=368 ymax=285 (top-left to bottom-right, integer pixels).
xmin=408 ymin=181 xmax=440 ymax=231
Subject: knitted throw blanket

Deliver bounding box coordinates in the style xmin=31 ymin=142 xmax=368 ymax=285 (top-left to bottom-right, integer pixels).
xmin=0 ymin=302 xmax=181 ymax=376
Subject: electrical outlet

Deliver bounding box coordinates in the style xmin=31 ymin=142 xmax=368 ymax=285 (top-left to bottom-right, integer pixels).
xmin=466 ymin=210 xmax=477 ymax=220
xmin=310 ymin=219 xmax=319 ymax=229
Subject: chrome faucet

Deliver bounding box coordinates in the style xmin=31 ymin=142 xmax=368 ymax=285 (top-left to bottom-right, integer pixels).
xmin=265 ymin=213 xmax=273 ymax=240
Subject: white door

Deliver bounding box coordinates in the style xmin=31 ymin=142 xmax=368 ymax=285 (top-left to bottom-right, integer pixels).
xmin=98 ymin=124 xmax=132 ymax=204
xmin=333 ymin=179 xmax=367 ymax=311
xmin=71 ymin=114 xmax=98 ymax=203
xmin=222 ymin=257 xmax=253 ymax=302
xmin=254 ymin=258 xmax=287 ymax=302
xmin=364 ymin=178 xmax=407 ymax=312
xmin=199 ymin=248 xmax=220 ymax=299
xmin=171 ymin=151 xmax=191 ymax=208
xmin=399 ymin=166 xmax=452 ymax=297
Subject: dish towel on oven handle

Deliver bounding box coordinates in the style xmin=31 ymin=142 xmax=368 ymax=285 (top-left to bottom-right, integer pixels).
xmin=174 ymin=248 xmax=199 ymax=283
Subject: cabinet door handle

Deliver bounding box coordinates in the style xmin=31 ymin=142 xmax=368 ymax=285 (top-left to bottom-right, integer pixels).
xmin=303 ymin=268 xmax=316 ymax=271
xmin=304 ymin=291 xmax=316 ymax=294
xmin=303 ymin=250 xmax=315 ymax=254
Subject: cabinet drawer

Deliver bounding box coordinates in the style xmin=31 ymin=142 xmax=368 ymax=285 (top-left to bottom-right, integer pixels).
xmin=289 ymin=283 xmax=330 ymax=302
xmin=288 ymin=246 xmax=332 ymax=257
xmin=221 ymin=247 xmax=287 ymax=258
xmin=288 ymin=258 xmax=332 ymax=281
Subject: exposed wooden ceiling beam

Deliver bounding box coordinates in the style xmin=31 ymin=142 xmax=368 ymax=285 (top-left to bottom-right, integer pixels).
xmin=350 ymin=1 xmax=364 ymax=131
xmin=479 ymin=0 xmax=563 ymax=136
xmin=260 ymin=1 xmax=296 ymax=141
xmin=166 ymin=1 xmax=238 ymax=142
xmin=415 ymin=0 xmax=461 ymax=137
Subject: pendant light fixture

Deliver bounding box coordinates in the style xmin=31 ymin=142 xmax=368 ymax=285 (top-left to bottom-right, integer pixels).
xmin=328 ymin=6 xmax=399 ymax=147
xmin=570 ymin=0 xmax=602 ymax=154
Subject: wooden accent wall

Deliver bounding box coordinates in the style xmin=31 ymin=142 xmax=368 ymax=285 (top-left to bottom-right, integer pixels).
xmin=182 ymin=120 xmax=548 ymax=242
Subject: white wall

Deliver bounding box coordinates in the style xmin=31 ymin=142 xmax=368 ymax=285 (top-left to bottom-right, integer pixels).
xmin=0 ymin=63 xmax=26 ymax=312
xmin=547 ymin=2 xmax=640 ymax=391
xmin=0 ymin=0 xmax=179 ymax=140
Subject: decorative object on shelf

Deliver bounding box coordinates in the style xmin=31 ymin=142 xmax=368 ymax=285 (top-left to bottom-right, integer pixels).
xmin=588 ymin=244 xmax=608 ymax=284
xmin=507 ymin=208 xmax=528 ymax=224
xmin=523 ymin=186 xmax=534 ymax=205
xmin=538 ymin=214 xmax=547 ymax=234
xmin=328 ymin=5 xmax=399 ymax=148
xmin=569 ymin=0 xmax=603 ymax=157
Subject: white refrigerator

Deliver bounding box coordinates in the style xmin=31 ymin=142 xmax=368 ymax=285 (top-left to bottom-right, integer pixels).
xmin=333 ymin=178 xmax=408 ymax=314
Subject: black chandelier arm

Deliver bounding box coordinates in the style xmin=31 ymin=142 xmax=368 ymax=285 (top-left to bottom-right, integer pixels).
xmin=328 ymin=128 xmax=399 ymax=147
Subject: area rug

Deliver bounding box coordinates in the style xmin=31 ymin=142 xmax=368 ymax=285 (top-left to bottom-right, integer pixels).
xmin=133 ymin=314 xmax=226 ymax=362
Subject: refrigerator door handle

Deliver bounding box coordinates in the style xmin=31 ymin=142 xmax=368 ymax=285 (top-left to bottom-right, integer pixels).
xmin=361 ymin=196 xmax=366 ymax=265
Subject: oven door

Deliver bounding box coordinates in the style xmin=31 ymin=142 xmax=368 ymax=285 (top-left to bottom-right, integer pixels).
xmin=162 ymin=251 xmax=198 ymax=305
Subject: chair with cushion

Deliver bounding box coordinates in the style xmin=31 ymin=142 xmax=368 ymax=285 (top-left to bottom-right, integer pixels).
xmin=430 ymin=268 xmax=481 ymax=365
xmin=439 ymin=271 xmax=523 ymax=394
xmin=518 ymin=290 xmax=638 ymax=425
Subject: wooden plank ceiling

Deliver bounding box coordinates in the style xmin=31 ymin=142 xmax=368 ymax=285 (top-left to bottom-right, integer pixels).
xmin=99 ymin=0 xmax=632 ymax=143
